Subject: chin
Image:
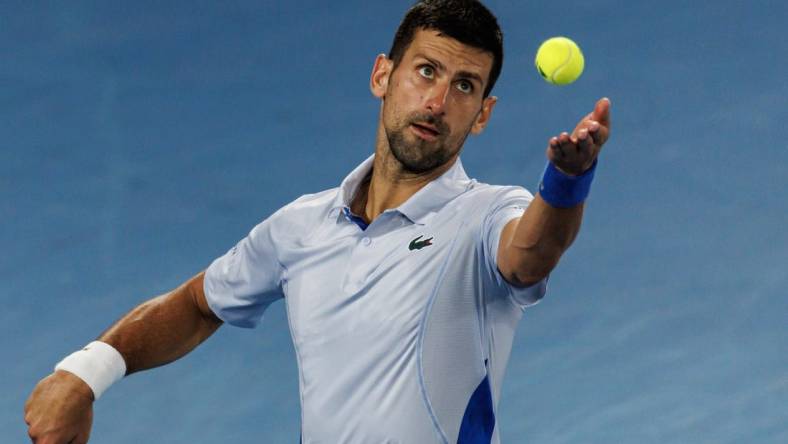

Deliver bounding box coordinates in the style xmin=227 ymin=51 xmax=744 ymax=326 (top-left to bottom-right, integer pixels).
xmin=385 ymin=125 xmax=457 ymax=174
xmin=394 ymin=150 xmax=451 ymax=174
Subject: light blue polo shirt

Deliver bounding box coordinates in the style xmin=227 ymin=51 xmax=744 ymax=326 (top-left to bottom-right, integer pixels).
xmin=204 ymin=154 xmax=547 ymax=444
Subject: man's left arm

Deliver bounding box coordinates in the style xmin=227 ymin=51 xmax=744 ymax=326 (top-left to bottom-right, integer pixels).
xmin=497 ymin=98 xmax=611 ymax=287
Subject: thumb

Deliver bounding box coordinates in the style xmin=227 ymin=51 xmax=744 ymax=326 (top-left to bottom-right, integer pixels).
xmin=592 ymin=97 xmax=611 ymax=127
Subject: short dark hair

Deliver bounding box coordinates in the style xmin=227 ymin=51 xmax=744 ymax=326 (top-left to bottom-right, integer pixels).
xmin=388 ymin=0 xmax=503 ymax=98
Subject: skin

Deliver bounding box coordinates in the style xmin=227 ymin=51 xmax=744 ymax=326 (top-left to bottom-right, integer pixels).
xmin=354 ymin=30 xmax=498 ymax=219
xmin=24 ymin=274 xmax=221 ymax=444
xmin=24 ymin=28 xmax=611 ymax=443
xmin=498 ymin=98 xmax=610 ymax=285
xmin=360 ymin=29 xmax=610 ymax=286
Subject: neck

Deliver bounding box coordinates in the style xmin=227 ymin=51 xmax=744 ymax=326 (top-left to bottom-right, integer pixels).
xmin=350 ymin=124 xmax=457 ymax=223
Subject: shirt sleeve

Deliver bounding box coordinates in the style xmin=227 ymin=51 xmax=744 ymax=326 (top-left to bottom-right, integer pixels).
xmin=204 ymin=213 xmax=286 ymax=328
xmin=482 ymin=186 xmax=548 ymax=308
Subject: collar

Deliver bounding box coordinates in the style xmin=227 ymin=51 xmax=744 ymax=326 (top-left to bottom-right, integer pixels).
xmin=332 ymin=154 xmax=474 ymax=225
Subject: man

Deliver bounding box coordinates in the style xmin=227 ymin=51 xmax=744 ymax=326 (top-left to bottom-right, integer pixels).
xmin=25 ymin=0 xmax=611 ymax=443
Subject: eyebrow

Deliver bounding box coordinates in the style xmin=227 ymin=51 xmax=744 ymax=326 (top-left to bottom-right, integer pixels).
xmin=415 ymin=53 xmax=485 ymax=87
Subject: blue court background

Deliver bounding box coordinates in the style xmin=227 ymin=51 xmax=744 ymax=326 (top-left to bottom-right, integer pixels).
xmin=3 ymin=1 xmax=787 ymax=442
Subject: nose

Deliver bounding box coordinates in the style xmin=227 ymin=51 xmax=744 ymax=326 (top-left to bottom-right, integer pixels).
xmin=425 ymin=80 xmax=450 ymax=116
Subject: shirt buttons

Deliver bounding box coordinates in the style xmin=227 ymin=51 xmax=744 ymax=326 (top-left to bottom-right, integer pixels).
xmin=361 ymin=237 xmax=371 ymax=246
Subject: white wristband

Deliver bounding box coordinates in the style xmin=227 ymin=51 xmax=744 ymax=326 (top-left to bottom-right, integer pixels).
xmin=55 ymin=341 xmax=126 ymax=400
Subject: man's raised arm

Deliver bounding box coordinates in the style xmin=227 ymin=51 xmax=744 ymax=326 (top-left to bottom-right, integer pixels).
xmin=498 ymin=98 xmax=611 ymax=287
xmin=24 ymin=272 xmax=222 ymax=444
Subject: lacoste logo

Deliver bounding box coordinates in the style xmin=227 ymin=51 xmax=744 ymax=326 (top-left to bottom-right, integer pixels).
xmin=409 ymin=235 xmax=433 ymax=251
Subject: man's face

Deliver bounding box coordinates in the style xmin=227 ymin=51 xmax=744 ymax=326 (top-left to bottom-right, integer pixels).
xmin=372 ymin=29 xmax=497 ymax=174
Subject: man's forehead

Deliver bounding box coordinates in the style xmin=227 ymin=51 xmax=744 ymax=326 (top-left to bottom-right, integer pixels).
xmin=404 ymin=29 xmax=493 ymax=76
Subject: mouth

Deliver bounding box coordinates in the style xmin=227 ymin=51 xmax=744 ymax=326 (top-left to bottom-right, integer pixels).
xmin=410 ymin=122 xmax=440 ymax=141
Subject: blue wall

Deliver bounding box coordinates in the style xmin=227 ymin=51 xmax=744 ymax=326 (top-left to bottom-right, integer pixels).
xmin=3 ymin=1 xmax=786 ymax=442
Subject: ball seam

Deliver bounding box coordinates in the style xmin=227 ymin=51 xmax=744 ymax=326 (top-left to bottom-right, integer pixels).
xmin=550 ymin=39 xmax=574 ymax=84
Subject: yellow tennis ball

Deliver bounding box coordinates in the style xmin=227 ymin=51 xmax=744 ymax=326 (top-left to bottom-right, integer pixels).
xmin=535 ymin=36 xmax=585 ymax=85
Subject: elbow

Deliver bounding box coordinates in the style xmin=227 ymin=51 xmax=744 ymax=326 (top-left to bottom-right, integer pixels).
xmin=499 ymin=247 xmax=560 ymax=287
xmin=185 ymin=272 xmax=223 ymax=330
xmin=508 ymin=265 xmax=552 ymax=288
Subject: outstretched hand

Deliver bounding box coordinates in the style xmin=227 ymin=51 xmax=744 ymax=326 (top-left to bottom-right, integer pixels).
xmin=546 ymin=97 xmax=611 ymax=175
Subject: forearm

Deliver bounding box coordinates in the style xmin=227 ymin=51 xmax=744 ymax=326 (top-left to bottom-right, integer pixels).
xmin=499 ymin=194 xmax=583 ymax=286
xmin=496 ymin=96 xmax=610 ymax=286
xmin=98 ymin=272 xmax=222 ymax=375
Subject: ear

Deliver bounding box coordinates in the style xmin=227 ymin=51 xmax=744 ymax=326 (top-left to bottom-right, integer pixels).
xmin=471 ymin=96 xmax=498 ymax=135
xmin=370 ymin=54 xmax=393 ymax=99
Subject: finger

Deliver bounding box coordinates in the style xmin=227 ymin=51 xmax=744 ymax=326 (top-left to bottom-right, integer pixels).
xmin=38 ymin=433 xmax=76 ymax=444
xmin=590 ymin=123 xmax=609 ymax=147
xmin=592 ymin=97 xmax=611 ymax=128
xmin=547 ymin=136 xmax=563 ymax=162
xmin=573 ymin=118 xmax=597 ymax=138
xmin=577 ymin=127 xmax=593 ymax=154
xmin=558 ymin=132 xmax=577 ymax=154
xmin=24 ymin=394 xmax=34 ymax=416
xmin=584 ymin=119 xmax=601 ymax=144
xmin=72 ymin=432 xmax=90 ymax=444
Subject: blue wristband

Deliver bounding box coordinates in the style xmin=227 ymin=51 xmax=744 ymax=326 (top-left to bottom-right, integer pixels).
xmin=538 ymin=160 xmax=597 ymax=208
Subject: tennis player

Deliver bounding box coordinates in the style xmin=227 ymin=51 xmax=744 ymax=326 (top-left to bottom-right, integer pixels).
xmin=25 ymin=1 xmax=611 ymax=443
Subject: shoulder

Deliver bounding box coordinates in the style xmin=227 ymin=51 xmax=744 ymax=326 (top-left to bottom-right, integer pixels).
xmin=458 ymin=180 xmax=535 ymax=214
xmin=278 ymin=187 xmax=338 ymax=215
xmin=247 ymin=188 xmax=338 ymax=242
xmin=263 ymin=187 xmax=338 ymax=230
xmin=450 ymin=182 xmax=536 ymax=249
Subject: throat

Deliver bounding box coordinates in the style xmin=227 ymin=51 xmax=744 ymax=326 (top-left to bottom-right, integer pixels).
xmin=362 ymin=175 xmax=431 ymax=224
xmin=349 ymin=173 xmax=372 ymax=223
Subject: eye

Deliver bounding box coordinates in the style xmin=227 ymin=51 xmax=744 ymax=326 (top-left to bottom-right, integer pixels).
xmin=418 ymin=65 xmax=435 ymax=79
xmin=456 ymin=80 xmax=474 ymax=94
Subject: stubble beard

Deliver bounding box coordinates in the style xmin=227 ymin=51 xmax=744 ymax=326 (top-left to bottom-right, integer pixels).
xmin=385 ymin=113 xmax=466 ymax=174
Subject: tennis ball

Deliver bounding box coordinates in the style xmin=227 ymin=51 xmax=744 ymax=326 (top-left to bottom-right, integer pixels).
xmin=535 ymin=37 xmax=585 ymax=85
